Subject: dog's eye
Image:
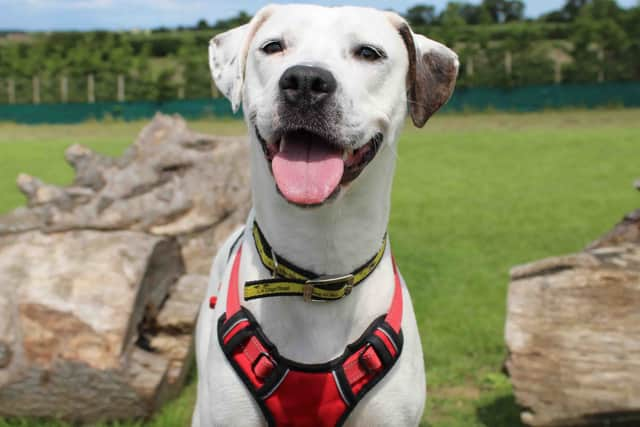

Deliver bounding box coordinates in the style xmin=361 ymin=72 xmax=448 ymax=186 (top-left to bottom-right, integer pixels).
xmin=261 ymin=40 xmax=285 ymax=55
xmin=354 ymin=45 xmax=385 ymax=62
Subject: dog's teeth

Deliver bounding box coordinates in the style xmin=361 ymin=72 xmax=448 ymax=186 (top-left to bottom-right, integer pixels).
xmin=279 ymin=138 xmax=286 ymax=152
xmin=343 ymin=151 xmax=349 ymax=161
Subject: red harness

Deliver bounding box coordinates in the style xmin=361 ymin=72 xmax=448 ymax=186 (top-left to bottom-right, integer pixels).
xmin=215 ymin=245 xmax=404 ymax=427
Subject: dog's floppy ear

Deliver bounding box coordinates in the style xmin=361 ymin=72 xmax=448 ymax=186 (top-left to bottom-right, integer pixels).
xmin=387 ymin=13 xmax=459 ymax=128
xmin=209 ymin=6 xmax=275 ymax=112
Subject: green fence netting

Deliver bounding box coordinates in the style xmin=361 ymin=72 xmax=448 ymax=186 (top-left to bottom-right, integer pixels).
xmin=445 ymin=82 xmax=640 ymax=112
xmin=0 ymin=82 xmax=639 ymax=124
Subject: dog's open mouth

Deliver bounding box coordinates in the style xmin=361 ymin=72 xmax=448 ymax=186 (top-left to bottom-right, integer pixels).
xmin=257 ymin=128 xmax=383 ymax=206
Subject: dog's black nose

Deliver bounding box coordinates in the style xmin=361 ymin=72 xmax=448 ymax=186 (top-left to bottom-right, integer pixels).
xmin=279 ymin=65 xmax=337 ymax=107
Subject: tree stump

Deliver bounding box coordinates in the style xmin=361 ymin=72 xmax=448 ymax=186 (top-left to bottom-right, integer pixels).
xmin=0 ymin=114 xmax=250 ymax=422
xmin=505 ymin=183 xmax=640 ymax=427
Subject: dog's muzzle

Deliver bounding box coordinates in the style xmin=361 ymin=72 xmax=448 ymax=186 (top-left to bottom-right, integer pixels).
xmin=253 ymin=65 xmax=383 ymax=207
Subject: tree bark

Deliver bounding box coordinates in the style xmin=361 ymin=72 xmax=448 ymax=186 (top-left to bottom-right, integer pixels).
xmin=506 ymin=186 xmax=640 ymax=427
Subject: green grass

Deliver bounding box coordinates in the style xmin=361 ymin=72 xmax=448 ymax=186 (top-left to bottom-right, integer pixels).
xmin=0 ymin=109 xmax=638 ymax=426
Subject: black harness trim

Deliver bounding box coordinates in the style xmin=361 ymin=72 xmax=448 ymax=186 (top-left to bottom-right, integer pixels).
xmin=217 ymin=308 xmax=403 ymax=427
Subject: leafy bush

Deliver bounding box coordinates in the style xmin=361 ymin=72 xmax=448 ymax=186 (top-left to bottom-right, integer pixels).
xmin=0 ymin=0 xmax=637 ymax=103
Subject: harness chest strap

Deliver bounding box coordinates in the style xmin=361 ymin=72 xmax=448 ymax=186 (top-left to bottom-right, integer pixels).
xmin=216 ymin=243 xmax=404 ymax=427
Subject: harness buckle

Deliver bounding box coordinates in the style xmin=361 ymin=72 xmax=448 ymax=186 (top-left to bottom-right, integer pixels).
xmin=303 ymin=274 xmax=355 ymax=303
xmin=252 ymin=351 xmax=276 ymax=381
xmin=359 ymin=343 xmax=383 ymax=375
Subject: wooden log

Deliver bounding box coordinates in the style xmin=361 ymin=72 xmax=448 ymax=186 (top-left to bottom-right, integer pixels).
xmin=506 ymin=202 xmax=640 ymax=426
xmin=0 ymin=230 xmax=184 ymax=421
xmin=0 ymin=114 xmax=251 ymax=422
xmin=1 ymin=114 xmax=250 ymax=239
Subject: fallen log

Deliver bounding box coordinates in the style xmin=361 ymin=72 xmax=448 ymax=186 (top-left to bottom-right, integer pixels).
xmin=505 ymin=182 xmax=640 ymax=427
xmin=0 ymin=114 xmax=250 ymax=422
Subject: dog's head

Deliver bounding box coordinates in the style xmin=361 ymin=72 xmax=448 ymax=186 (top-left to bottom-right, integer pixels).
xmin=210 ymin=4 xmax=458 ymax=207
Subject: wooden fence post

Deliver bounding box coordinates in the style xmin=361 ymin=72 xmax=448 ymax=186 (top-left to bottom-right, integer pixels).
xmin=504 ymin=51 xmax=513 ymax=76
xmin=117 ymin=74 xmax=125 ymax=102
xmin=60 ymin=76 xmax=69 ymax=103
xmin=7 ymin=79 xmax=15 ymax=104
xmin=466 ymin=57 xmax=474 ymax=78
xmin=88 ymin=74 xmax=95 ymax=103
xmin=178 ymin=86 xmax=185 ymax=100
xmin=597 ymin=49 xmax=605 ymax=83
xmin=554 ymin=60 xmax=562 ymax=84
xmin=32 ymin=76 xmax=40 ymax=105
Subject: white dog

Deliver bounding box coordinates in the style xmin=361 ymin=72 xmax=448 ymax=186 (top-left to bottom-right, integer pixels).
xmin=193 ymin=4 xmax=458 ymax=427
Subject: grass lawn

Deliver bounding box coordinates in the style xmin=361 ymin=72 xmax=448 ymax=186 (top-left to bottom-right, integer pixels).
xmin=0 ymin=109 xmax=638 ymax=427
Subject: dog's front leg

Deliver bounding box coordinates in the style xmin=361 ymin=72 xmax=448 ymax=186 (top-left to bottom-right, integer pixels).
xmin=193 ymin=227 xmax=260 ymax=426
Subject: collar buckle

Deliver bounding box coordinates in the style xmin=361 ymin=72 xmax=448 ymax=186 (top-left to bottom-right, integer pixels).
xmin=303 ymin=274 xmax=355 ymax=303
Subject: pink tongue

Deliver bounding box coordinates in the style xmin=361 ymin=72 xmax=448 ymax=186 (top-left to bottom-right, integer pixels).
xmin=272 ymin=134 xmax=344 ymax=205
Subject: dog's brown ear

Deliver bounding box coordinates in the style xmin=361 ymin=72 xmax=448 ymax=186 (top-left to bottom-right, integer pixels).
xmin=387 ymin=14 xmax=459 ymax=128
xmin=209 ymin=5 xmax=275 ymax=112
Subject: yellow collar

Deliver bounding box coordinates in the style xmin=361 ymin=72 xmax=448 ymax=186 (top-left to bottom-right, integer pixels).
xmin=245 ymin=222 xmax=387 ymax=302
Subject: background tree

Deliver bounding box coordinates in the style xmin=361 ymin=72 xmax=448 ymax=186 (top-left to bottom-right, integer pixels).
xmin=177 ymin=39 xmax=212 ymax=100
xmin=405 ymin=4 xmax=438 ymax=25
xmin=212 ymin=11 xmax=251 ymax=31
xmin=196 ymin=19 xmax=209 ymax=30
xmin=0 ymin=1 xmax=639 ymax=104
xmin=482 ymin=0 xmax=525 ymax=23
xmin=564 ymin=0 xmax=630 ymax=82
xmin=439 ymin=2 xmax=467 ymax=26
xmin=622 ymin=4 xmax=640 ymax=79
xmin=460 ymin=3 xmax=493 ymax=24
xmin=128 ymin=43 xmax=155 ymax=101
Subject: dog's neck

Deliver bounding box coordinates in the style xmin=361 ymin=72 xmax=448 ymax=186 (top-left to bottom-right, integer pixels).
xmin=250 ymin=141 xmax=397 ymax=275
